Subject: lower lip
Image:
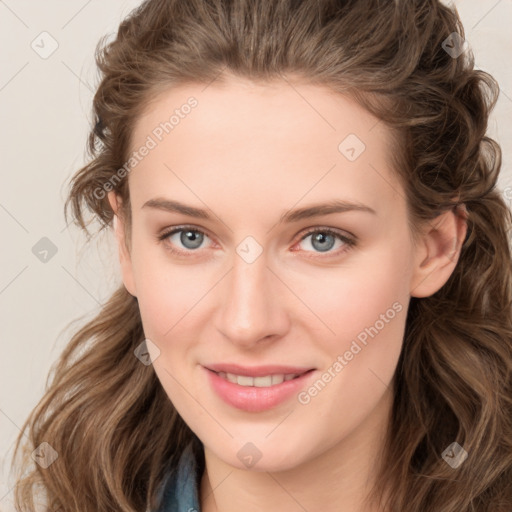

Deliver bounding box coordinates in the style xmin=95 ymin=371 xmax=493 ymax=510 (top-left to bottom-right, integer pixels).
xmin=204 ymin=367 xmax=316 ymax=412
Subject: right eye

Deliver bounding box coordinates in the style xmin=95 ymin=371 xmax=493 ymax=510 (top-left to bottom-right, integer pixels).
xmin=158 ymin=226 xmax=213 ymax=255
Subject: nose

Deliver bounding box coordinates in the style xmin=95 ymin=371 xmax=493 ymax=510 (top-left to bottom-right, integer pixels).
xmin=215 ymin=250 xmax=290 ymax=348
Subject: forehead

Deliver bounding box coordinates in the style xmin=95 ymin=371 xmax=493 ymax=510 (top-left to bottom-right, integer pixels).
xmin=127 ymin=76 xmax=403 ymax=219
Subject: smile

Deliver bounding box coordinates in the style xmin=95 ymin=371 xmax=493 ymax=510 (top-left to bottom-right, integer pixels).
xmin=204 ymin=367 xmax=316 ymax=412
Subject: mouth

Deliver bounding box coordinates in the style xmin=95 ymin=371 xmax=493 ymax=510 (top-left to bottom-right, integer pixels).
xmin=203 ymin=365 xmax=317 ymax=412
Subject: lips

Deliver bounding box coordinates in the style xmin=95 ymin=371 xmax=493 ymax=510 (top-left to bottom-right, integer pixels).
xmin=203 ymin=364 xmax=317 ymax=412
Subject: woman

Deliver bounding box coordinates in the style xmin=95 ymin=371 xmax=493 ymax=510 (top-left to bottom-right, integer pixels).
xmin=11 ymin=0 xmax=512 ymax=511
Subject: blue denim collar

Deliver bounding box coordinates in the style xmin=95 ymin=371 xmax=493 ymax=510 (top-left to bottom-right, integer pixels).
xmin=155 ymin=441 xmax=202 ymax=512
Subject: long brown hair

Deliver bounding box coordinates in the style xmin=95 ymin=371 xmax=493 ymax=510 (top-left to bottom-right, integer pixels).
xmin=11 ymin=0 xmax=512 ymax=510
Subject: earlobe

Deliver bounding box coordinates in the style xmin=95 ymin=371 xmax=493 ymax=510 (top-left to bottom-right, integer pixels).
xmin=410 ymin=205 xmax=468 ymax=298
xmin=107 ymin=191 xmax=137 ymax=298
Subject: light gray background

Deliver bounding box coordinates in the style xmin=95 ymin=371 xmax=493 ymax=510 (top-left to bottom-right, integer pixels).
xmin=1 ymin=0 xmax=511 ymax=508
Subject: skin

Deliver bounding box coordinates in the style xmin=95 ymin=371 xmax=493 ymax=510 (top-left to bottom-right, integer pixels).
xmin=108 ymin=74 xmax=467 ymax=512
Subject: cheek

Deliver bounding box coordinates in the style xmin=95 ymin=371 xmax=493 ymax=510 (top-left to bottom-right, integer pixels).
xmin=290 ymin=250 xmax=410 ymax=440
xmin=134 ymin=262 xmax=204 ymax=401
xmin=129 ymin=237 xmax=212 ymax=338
xmin=135 ymin=267 xmax=204 ymax=342
xmin=296 ymin=245 xmax=411 ymax=402
xmin=297 ymin=244 xmax=411 ymax=343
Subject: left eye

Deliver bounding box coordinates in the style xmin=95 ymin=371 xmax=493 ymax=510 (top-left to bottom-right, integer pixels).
xmin=296 ymin=228 xmax=355 ymax=254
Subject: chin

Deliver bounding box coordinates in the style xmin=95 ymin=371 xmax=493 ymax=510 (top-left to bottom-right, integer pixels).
xmin=211 ymin=439 xmax=310 ymax=473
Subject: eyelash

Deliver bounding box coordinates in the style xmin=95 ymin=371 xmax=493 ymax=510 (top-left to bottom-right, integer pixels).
xmin=157 ymin=225 xmax=357 ymax=258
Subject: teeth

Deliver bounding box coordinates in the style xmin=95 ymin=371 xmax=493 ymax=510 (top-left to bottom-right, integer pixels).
xmin=237 ymin=375 xmax=255 ymax=386
xmin=218 ymin=372 xmax=300 ymax=387
xmin=272 ymin=374 xmax=283 ymax=385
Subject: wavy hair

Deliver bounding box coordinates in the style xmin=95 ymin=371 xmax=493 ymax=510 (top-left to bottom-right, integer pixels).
xmin=11 ymin=0 xmax=512 ymax=510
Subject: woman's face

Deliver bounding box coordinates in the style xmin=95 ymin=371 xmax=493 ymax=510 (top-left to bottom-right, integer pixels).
xmin=109 ymin=76 xmax=456 ymax=472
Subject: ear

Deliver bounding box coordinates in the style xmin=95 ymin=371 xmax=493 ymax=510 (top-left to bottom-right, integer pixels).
xmin=410 ymin=204 xmax=468 ymax=298
xmin=108 ymin=191 xmax=137 ymax=297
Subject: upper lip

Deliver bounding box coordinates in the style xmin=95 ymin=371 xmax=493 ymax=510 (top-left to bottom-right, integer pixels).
xmin=205 ymin=363 xmax=314 ymax=377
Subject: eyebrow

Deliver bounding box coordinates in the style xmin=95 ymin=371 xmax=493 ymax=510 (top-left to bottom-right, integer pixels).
xmin=141 ymin=198 xmax=376 ymax=223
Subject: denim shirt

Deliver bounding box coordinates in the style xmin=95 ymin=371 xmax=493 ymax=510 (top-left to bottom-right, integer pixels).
xmin=154 ymin=442 xmax=202 ymax=512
